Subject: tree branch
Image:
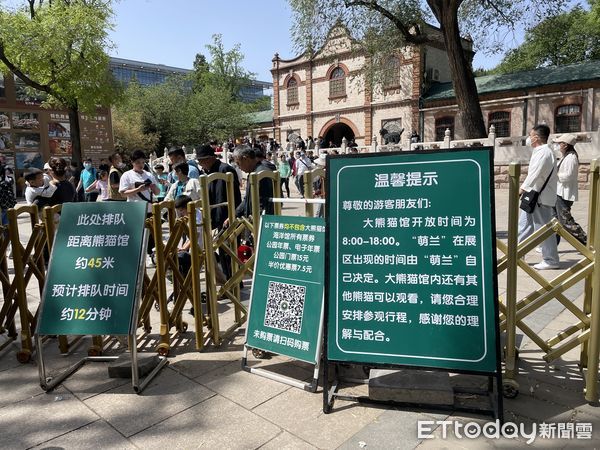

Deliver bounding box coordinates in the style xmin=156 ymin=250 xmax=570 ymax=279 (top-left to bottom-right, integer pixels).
xmin=344 ymin=0 xmax=429 ymax=44
xmin=0 ymin=42 xmax=67 ymax=104
xmin=480 ymin=0 xmax=513 ymax=26
xmin=28 ymin=0 xmax=36 ymax=18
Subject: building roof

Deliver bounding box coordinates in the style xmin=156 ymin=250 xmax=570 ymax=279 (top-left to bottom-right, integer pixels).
xmin=248 ymin=109 xmax=274 ymax=124
xmin=109 ymin=57 xmax=192 ymax=75
xmin=423 ymin=60 xmax=600 ymax=101
xmin=109 ymin=56 xmax=272 ymax=87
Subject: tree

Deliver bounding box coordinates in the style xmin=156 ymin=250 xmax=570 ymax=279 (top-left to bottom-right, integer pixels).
xmin=134 ymin=77 xmax=189 ymax=150
xmin=112 ymin=34 xmax=260 ymax=151
xmin=111 ymin=82 xmax=159 ymax=154
xmin=202 ymin=34 xmax=255 ymax=101
xmin=192 ymin=52 xmax=210 ymax=92
xmin=0 ymin=0 xmax=119 ymax=164
xmin=289 ymin=0 xmax=570 ymax=139
xmin=494 ymin=1 xmax=600 ymax=73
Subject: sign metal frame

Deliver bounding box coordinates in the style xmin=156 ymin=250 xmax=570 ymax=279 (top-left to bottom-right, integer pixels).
xmin=322 ymin=148 xmax=503 ymax=421
xmin=242 ymin=213 xmax=325 ymax=393
xmin=35 ymin=203 xmax=167 ymax=394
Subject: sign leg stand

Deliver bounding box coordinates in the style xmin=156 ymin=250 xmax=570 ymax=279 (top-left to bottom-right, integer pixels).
xmin=241 ymin=344 xmax=320 ymax=392
xmin=37 ymin=334 xmax=118 ymax=392
xmin=130 ymin=332 xmax=168 ymax=394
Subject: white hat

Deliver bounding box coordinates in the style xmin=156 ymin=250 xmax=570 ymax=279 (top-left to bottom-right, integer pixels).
xmin=554 ymin=133 xmax=577 ymax=146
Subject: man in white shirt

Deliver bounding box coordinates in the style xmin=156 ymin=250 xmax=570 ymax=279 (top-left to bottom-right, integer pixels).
xmin=294 ymin=150 xmax=313 ymax=198
xmin=119 ymin=149 xmax=160 ymax=266
xmin=519 ymin=124 xmax=560 ymax=270
xmin=119 ymin=149 xmax=160 ymax=211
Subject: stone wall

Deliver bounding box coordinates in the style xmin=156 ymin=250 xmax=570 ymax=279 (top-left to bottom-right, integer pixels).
xmin=494 ymin=163 xmax=591 ymax=190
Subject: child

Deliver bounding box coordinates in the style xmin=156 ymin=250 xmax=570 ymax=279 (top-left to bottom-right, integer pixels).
xmin=85 ymin=170 xmax=109 ymax=201
xmin=24 ymin=168 xmax=57 ymax=206
xmin=154 ymin=164 xmax=169 ymax=202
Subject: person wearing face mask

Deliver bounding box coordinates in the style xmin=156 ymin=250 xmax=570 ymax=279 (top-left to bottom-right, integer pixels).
xmin=519 ymin=124 xmax=560 ymax=270
xmin=108 ymin=152 xmax=127 ymax=201
xmin=554 ymin=133 xmax=587 ymax=245
xmin=77 ymin=158 xmax=99 ymax=202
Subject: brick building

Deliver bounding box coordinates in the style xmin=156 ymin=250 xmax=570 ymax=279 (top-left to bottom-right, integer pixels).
xmin=252 ymin=25 xmax=600 ymax=151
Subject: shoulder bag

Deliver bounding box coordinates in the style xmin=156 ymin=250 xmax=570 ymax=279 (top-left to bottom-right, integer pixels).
xmin=519 ymin=168 xmax=553 ymax=213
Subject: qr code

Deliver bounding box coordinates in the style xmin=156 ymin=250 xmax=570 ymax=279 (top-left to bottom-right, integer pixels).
xmin=264 ymin=281 xmax=306 ymax=334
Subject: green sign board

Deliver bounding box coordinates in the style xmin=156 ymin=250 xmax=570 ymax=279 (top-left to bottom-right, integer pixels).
xmin=246 ymin=215 xmax=325 ymax=364
xmin=37 ymin=202 xmax=147 ymax=336
xmin=326 ymin=148 xmax=498 ymax=373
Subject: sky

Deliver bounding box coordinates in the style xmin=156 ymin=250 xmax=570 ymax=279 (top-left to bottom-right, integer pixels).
xmin=107 ymin=0 xmax=526 ymax=81
xmin=108 ymin=0 xmax=297 ymax=82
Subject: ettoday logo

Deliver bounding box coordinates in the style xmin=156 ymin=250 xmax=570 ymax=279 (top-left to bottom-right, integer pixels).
xmin=417 ymin=420 xmax=593 ymax=444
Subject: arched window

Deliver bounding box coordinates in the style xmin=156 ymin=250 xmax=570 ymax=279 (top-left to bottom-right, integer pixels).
xmin=488 ymin=111 xmax=511 ymax=137
xmin=555 ymin=104 xmax=581 ymax=133
xmin=383 ymin=56 xmax=401 ymax=88
xmin=286 ymin=77 xmax=298 ymax=105
xmin=329 ymin=67 xmax=346 ymax=97
xmin=435 ymin=116 xmax=454 ymax=141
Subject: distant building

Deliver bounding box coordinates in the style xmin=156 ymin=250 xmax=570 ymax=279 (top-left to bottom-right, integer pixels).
xmin=253 ymin=25 xmax=600 ymax=149
xmin=109 ymin=57 xmax=190 ymax=86
xmin=239 ymin=79 xmax=273 ymax=103
xmin=109 ymin=57 xmax=272 ymax=103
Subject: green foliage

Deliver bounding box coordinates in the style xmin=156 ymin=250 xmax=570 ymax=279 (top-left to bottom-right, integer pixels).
xmin=493 ymin=1 xmax=600 ymax=73
xmin=111 ymin=82 xmax=159 ymax=153
xmin=113 ymin=34 xmax=257 ymax=151
xmin=0 ymin=0 xmax=119 ymax=112
xmin=194 ymin=34 xmax=255 ymax=101
xmin=289 ymin=0 xmax=572 ymax=73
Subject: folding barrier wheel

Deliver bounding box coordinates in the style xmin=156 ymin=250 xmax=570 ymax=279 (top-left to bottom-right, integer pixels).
xmin=156 ymin=343 xmax=170 ymax=356
xmin=502 ymin=379 xmax=519 ymax=398
xmin=252 ymin=348 xmax=269 ymax=359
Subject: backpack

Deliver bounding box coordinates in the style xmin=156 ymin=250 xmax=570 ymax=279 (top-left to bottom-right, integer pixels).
xmin=0 ymin=179 xmax=16 ymax=210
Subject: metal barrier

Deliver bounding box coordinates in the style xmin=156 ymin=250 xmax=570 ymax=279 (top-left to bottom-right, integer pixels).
xmin=497 ymin=160 xmax=600 ymax=399
xmin=130 ymin=201 xmax=195 ymax=356
xmin=196 ymin=170 xmax=282 ymax=347
xmin=0 ymin=223 xmax=17 ymax=352
xmin=6 ymin=206 xmax=47 ymax=362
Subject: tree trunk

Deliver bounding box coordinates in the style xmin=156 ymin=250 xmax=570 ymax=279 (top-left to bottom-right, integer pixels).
xmin=68 ymin=102 xmax=82 ymax=166
xmin=437 ymin=3 xmax=487 ymax=139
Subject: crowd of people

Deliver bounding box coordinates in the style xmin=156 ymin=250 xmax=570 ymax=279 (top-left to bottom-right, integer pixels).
xmin=0 ymin=129 xmax=588 ymax=277
xmin=0 ymin=139 xmax=327 ymax=294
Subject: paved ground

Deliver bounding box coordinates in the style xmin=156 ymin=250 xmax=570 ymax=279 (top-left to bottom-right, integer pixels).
xmin=1 ymin=188 xmax=600 ymax=449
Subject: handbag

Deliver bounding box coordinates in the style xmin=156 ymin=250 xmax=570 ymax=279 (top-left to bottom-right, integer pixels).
xmin=519 ymin=168 xmax=553 ymax=213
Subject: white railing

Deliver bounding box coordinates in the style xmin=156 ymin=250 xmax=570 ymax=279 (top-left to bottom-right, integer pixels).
xmin=147 ymin=129 xmax=600 ymax=169
xmin=409 ymin=127 xmax=600 ymax=165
